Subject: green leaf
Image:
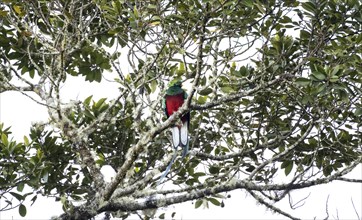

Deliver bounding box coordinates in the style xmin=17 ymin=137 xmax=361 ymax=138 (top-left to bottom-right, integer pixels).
xmin=330 ymin=66 xmax=341 ymax=76
xmin=301 ymin=2 xmax=317 ymax=14
xmin=329 ymin=75 xmax=339 ymax=83
xmin=280 ymin=16 xmax=293 ymax=24
xmin=84 ymin=109 xmax=95 ymax=119
xmin=147 ymin=4 xmax=157 ymax=10
xmin=10 ymin=192 xmax=23 ymax=201
xmin=246 ymin=165 xmax=255 ymax=172
xmin=295 ymin=77 xmax=310 ymax=86
xmin=13 ymin=5 xmax=23 ymax=15
xmin=209 ymin=166 xmax=219 ymax=174
xmin=323 ymin=166 xmax=333 ymax=176
xmin=193 ymin=172 xmax=206 ymax=177
xmin=255 ymin=2 xmax=265 ymax=14
xmin=0 ymin=10 xmax=8 ymax=16
xmin=338 ymin=90 xmax=349 ymax=102
xmin=208 ymin=197 xmax=221 ymax=206
xmin=19 ymin=204 xmax=27 ymax=217
xmin=281 ymin=161 xmax=293 ymax=176
xmin=311 ymin=72 xmax=326 ymax=81
xmin=354 ymin=108 xmax=362 ymax=116
xmin=177 ymin=62 xmax=186 ymax=75
xmin=1 ymin=133 xmax=9 ymax=146
xmin=29 ymin=69 xmax=35 ymax=78
xmin=198 ymin=88 xmax=213 ymax=96
xmin=243 ymin=0 xmax=254 ymax=7
xmin=195 ymin=199 xmax=203 ymax=209
xmin=94 ymin=71 xmax=102 ymax=82
xmin=95 ymin=98 xmax=107 ymax=109
xmin=150 ymin=80 xmax=157 ymax=93
xmin=23 ymin=135 xmax=29 ymax=146
xmin=314 ymin=84 xmax=326 ymax=94
xmin=99 ymin=62 xmax=111 ymax=70
xmin=301 ymin=95 xmax=312 ymax=105
xmin=159 ymin=213 xmax=165 ymax=219
xmin=30 ymin=195 xmax=37 ymax=206
xmin=17 ymin=182 xmax=25 ymax=192
xmin=84 ymin=95 xmax=93 ymax=106
xmin=238 ymin=66 xmax=249 ymax=77
xmin=220 ymin=86 xmax=233 ymax=94
xmin=300 ymin=30 xmax=310 ymax=40
xmin=197 ymin=95 xmax=207 ymax=104
xmin=133 ymin=5 xmax=139 ymax=18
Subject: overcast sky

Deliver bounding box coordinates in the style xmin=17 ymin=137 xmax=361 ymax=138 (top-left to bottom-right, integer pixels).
xmin=0 ymin=75 xmax=361 ymax=220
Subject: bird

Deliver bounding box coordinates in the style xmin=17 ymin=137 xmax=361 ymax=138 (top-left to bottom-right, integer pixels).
xmin=162 ymin=80 xmax=190 ymax=157
xmin=158 ymin=81 xmax=190 ymax=185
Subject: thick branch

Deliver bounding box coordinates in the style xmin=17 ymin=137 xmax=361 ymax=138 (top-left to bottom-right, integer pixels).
xmin=98 ymin=159 xmax=360 ymax=214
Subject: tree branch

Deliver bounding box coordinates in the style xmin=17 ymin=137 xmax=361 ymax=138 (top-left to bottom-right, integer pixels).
xmin=248 ymin=120 xmax=315 ymax=180
xmin=247 ymin=189 xmax=301 ymax=220
xmin=97 ymin=160 xmax=359 ymax=215
xmin=102 ymin=5 xmax=211 ymax=202
xmin=191 ymin=74 xmax=295 ymax=110
xmin=336 ymin=177 xmax=362 ymax=183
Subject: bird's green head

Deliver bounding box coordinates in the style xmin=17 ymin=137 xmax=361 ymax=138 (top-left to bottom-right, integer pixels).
xmin=166 ymin=79 xmax=184 ymax=95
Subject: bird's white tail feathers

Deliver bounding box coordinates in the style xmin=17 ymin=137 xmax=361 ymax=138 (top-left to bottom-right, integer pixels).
xmin=180 ymin=122 xmax=189 ymax=157
xmin=171 ymin=122 xmax=188 ymax=157
xmin=160 ymin=123 xmax=188 ymax=186
xmin=171 ymin=126 xmax=180 ymax=148
xmin=180 ymin=121 xmax=188 ymax=146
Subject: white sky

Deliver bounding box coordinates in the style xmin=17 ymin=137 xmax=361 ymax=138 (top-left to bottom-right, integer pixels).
xmin=0 ymin=73 xmax=361 ymax=220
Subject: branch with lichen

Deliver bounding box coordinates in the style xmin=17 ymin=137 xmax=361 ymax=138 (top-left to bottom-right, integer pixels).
xmin=92 ymin=159 xmax=360 ymax=216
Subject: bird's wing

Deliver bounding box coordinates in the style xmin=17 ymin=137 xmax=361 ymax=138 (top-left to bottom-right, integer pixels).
xmin=162 ymin=97 xmax=169 ymax=117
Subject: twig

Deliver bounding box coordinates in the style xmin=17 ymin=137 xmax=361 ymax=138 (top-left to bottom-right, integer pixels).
xmin=247 ymin=189 xmax=301 ymax=220
xmin=351 ymin=197 xmax=361 ymax=220
xmin=323 ymin=195 xmax=330 ymax=220
xmin=336 ymin=177 xmax=362 ymax=183
xmin=289 ymin=192 xmax=310 ymax=210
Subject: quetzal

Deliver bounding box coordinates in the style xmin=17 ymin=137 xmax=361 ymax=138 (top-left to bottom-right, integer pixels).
xmin=163 ymin=80 xmax=190 ymax=157
xmin=158 ymin=81 xmax=190 ymax=184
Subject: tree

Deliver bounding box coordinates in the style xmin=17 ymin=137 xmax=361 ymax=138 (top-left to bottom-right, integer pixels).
xmin=0 ymin=0 xmax=361 ymax=219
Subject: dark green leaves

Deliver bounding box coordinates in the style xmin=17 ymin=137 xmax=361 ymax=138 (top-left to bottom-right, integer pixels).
xmin=1 ymin=0 xmax=362 ymax=218
xmin=311 ymin=71 xmax=326 ymax=81
xmin=195 ymin=197 xmax=221 ymax=209
xmin=19 ymin=204 xmax=27 ymax=217
xmin=71 ymin=44 xmax=113 ymax=82
xmin=295 ymin=77 xmax=310 ymax=86
xmin=281 ymin=161 xmax=293 ymax=176
xmin=195 ymin=199 xmax=203 ymax=209
xmin=199 ymin=88 xmax=213 ymax=96
xmin=301 ymin=2 xmax=318 ymax=16
xmin=209 ymin=166 xmax=220 ymax=175
xmin=354 ymin=107 xmax=362 ymax=116
xmin=207 ymin=197 xmax=221 ymax=206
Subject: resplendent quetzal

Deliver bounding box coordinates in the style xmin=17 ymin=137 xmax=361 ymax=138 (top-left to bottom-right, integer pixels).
xmin=158 ymin=80 xmax=190 ymax=184
xmin=162 ymin=80 xmax=190 ymax=157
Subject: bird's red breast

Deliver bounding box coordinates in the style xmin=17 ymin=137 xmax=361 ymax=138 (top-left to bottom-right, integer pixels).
xmin=165 ymin=93 xmax=185 ymax=117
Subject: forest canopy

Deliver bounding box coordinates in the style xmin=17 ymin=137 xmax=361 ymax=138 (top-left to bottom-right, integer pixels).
xmin=0 ymin=0 xmax=361 ymax=219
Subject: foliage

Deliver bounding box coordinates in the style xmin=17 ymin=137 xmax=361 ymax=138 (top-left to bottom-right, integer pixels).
xmin=0 ymin=0 xmax=361 ymax=219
